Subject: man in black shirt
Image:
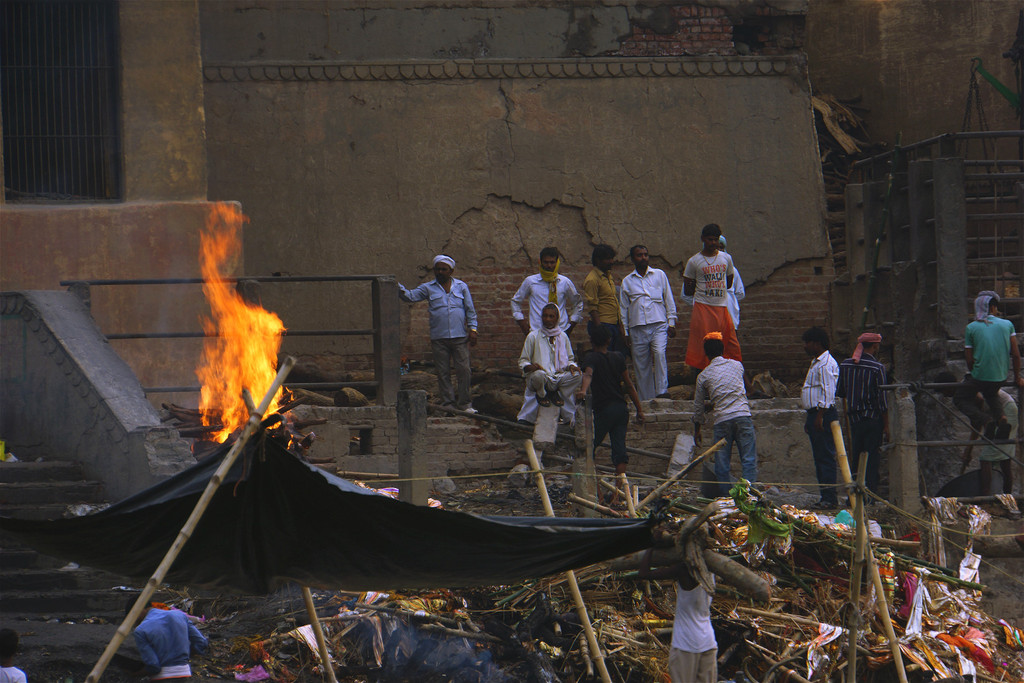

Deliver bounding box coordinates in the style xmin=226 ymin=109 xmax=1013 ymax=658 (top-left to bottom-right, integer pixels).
xmin=577 ymin=325 xmax=646 ymax=501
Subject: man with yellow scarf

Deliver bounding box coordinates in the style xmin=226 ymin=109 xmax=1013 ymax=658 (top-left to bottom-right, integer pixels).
xmin=512 ymin=247 xmax=583 ymax=336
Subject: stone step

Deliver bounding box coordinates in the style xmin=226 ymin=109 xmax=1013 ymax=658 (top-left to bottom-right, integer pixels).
xmin=2 ymin=566 xmax=129 ymax=592
xmin=0 ymin=480 xmax=105 ymax=506
xmin=0 ymin=503 xmax=84 ymax=520
xmin=0 ymin=588 xmax=142 ymax=618
xmin=0 ymin=460 xmax=84 ymax=484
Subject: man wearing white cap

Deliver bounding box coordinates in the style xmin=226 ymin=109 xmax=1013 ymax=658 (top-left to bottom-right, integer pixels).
xmin=399 ymin=255 xmax=479 ymax=413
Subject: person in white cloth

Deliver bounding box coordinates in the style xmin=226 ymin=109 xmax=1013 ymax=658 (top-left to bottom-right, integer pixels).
xmin=517 ymin=303 xmax=581 ymax=424
xmin=638 ymin=544 xmax=718 ymax=683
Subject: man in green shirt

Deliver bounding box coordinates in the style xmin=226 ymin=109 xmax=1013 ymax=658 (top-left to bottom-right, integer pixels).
xmin=957 ymin=291 xmax=1024 ymax=439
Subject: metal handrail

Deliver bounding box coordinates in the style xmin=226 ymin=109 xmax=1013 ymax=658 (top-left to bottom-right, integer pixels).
xmin=58 ymin=275 xmax=401 ymax=404
xmin=852 ymin=130 xmax=1024 ymax=173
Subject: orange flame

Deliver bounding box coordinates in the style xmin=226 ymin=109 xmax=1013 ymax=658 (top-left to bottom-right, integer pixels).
xmin=197 ymin=203 xmax=285 ymax=442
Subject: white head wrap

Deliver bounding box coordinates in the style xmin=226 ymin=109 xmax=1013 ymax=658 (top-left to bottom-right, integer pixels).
xmin=433 ymin=254 xmax=456 ymax=269
xmin=974 ymin=290 xmax=999 ymax=323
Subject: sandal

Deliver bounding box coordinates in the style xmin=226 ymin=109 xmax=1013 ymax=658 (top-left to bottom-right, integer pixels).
xmin=550 ymin=393 xmax=565 ymax=407
xmin=536 ymin=393 xmax=551 ymax=407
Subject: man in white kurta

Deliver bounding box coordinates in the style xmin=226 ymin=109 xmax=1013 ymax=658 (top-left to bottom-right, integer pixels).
xmin=517 ymin=304 xmax=581 ymax=424
xmin=511 ymin=246 xmax=583 ymax=335
xmin=619 ymin=244 xmax=677 ymax=400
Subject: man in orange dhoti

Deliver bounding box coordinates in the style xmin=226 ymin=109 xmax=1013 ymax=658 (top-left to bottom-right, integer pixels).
xmin=682 ymin=223 xmax=742 ymax=370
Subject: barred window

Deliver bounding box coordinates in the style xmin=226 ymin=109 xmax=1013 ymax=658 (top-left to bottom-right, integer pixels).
xmin=1 ymin=0 xmax=121 ymax=201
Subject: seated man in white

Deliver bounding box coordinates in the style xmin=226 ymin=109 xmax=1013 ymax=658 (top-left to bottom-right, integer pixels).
xmin=517 ymin=303 xmax=582 ymax=424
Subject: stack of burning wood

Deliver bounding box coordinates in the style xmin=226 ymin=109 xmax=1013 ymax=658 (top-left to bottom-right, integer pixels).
xmin=161 ymin=389 xmax=329 ymax=459
xmin=184 ymin=480 xmax=1024 ymax=683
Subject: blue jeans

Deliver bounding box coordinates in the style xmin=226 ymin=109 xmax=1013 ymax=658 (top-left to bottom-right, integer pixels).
xmin=850 ymin=416 xmax=883 ymax=495
xmin=713 ymin=415 xmax=758 ymax=496
xmin=805 ymin=407 xmax=838 ymax=505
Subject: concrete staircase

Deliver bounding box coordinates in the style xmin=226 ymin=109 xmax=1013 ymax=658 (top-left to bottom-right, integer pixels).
xmin=0 ymin=459 xmax=140 ymax=620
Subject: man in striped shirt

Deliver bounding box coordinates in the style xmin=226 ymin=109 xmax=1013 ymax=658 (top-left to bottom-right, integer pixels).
xmin=801 ymin=327 xmax=839 ymax=509
xmin=836 ymin=332 xmax=889 ymax=498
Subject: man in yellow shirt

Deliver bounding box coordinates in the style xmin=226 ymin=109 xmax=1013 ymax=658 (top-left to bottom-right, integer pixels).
xmin=582 ymin=244 xmax=626 ymax=354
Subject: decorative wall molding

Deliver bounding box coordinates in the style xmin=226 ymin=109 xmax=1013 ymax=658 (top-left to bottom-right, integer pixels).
xmin=203 ymin=56 xmax=799 ymax=83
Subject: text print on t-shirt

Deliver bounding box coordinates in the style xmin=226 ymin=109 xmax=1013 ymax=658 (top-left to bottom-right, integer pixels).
xmin=701 ymin=263 xmax=727 ymax=299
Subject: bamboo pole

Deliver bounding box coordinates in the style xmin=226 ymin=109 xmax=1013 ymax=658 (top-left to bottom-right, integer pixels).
xmin=846 ymin=452 xmax=870 ymax=683
xmin=637 ymin=438 xmax=725 ymax=509
xmin=302 ymin=587 xmax=339 ymax=682
xmin=567 ymin=492 xmax=625 ymax=518
xmin=619 ymin=472 xmax=637 ymax=517
xmin=831 ymin=421 xmax=908 ymax=683
xmin=86 ymin=357 xmax=296 ymax=683
xmin=525 ymin=440 xmax=612 ymax=683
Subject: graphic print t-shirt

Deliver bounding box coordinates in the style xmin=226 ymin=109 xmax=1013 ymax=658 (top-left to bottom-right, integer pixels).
xmin=683 ymin=251 xmax=734 ymax=306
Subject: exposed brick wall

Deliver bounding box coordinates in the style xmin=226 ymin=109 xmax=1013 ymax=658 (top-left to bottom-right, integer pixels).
xmin=293 ymin=405 xmax=519 ymax=477
xmin=618 ymin=6 xmax=735 ymax=57
xmin=613 ymin=4 xmax=805 ymax=58
xmin=401 ymin=257 xmax=833 ymax=389
xmin=733 ymin=258 xmax=834 ymax=383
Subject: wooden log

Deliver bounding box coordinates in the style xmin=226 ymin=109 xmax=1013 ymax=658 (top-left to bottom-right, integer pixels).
xmin=702 ymin=551 xmax=771 ymax=603
xmin=607 ymin=547 xmax=771 ymax=602
xmin=678 ymin=500 xmax=720 ymax=544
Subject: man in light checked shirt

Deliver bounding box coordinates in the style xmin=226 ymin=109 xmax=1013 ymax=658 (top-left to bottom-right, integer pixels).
xmin=801 ymin=327 xmax=839 ymax=509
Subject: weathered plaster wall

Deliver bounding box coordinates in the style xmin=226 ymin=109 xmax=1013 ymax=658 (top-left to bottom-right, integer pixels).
xmin=806 ymin=0 xmax=1020 ymax=145
xmin=202 ymin=58 xmax=830 ymax=380
xmin=0 ymin=202 xmax=235 ymax=399
xmin=119 ymin=0 xmax=208 ymax=200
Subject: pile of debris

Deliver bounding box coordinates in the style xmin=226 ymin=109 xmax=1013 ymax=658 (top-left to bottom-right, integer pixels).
xmin=812 ymin=93 xmax=885 ymax=277
xmin=171 ymin=478 xmax=1024 ymax=683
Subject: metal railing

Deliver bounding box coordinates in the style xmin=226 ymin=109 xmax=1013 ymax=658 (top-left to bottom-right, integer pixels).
xmin=852 ymin=130 xmax=1024 ymax=180
xmin=58 ymin=275 xmax=401 ymax=405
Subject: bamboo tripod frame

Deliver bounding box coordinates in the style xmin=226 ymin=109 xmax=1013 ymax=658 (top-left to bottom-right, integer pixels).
xmin=831 ymin=421 xmax=908 ymax=683
xmin=85 ymin=358 xmax=342 ymax=683
xmin=525 ymin=439 xmax=613 ymax=683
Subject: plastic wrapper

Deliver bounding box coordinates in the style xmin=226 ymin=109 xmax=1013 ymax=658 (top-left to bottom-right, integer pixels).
xmin=877 ymin=549 xmax=896 ymax=602
xmin=904 ymin=569 xmax=928 ymax=636
xmin=958 ymin=550 xmax=981 ymax=584
xmin=995 ymin=493 xmax=1021 ymax=516
xmin=1002 ymin=620 xmax=1024 ymax=650
xmin=805 ymin=622 xmax=843 ymax=679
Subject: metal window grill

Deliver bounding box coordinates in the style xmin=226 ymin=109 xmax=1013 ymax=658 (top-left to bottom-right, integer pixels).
xmin=1 ymin=0 xmax=121 ymax=201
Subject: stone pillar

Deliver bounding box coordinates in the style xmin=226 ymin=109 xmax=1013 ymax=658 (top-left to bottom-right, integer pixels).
xmin=933 ymin=157 xmax=967 ymax=340
xmin=397 ymin=390 xmax=428 ymax=506
xmin=372 ymin=276 xmax=401 ymax=406
xmin=907 ymin=159 xmax=934 ymax=266
xmin=888 ymin=388 xmax=921 ymax=515
xmin=573 ymin=400 xmax=598 ymax=517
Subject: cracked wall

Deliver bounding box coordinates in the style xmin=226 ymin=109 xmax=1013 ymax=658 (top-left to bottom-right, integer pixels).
xmin=201 ymin=2 xmax=829 ymax=382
